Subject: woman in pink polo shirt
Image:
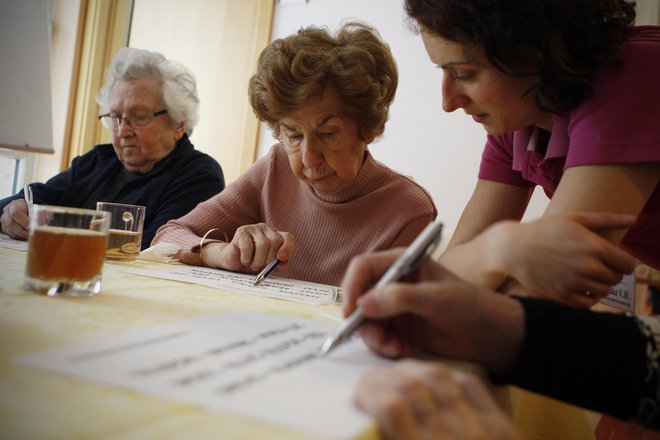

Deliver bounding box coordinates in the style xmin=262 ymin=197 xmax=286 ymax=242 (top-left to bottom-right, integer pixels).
xmin=344 ymin=1 xmax=660 ymax=439
xmin=415 ymin=0 xmax=659 ymax=306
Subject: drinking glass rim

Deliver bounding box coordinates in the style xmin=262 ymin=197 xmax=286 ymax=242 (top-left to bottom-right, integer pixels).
xmin=32 ymin=204 xmax=111 ymax=218
xmin=96 ymin=201 xmax=146 ymax=210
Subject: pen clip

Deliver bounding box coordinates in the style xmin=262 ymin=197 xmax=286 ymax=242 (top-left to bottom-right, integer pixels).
xmin=24 ymin=184 xmax=34 ymax=214
xmin=398 ymin=227 xmax=443 ymax=279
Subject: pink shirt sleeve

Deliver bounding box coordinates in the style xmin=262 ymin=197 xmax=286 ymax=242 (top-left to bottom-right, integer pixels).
xmin=152 ymin=150 xmax=272 ymax=250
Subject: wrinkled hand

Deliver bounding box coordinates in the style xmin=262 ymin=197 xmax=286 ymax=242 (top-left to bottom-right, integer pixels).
xmin=488 ymin=212 xmax=636 ymax=307
xmin=182 ymin=223 xmax=294 ymax=274
xmin=341 ymin=249 xmax=524 ymax=374
xmin=1 ymin=199 xmax=30 ymax=240
xmin=355 ymin=359 xmax=522 ymax=440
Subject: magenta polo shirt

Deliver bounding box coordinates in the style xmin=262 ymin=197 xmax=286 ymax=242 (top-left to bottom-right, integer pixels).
xmin=479 ymin=26 xmax=660 ymax=269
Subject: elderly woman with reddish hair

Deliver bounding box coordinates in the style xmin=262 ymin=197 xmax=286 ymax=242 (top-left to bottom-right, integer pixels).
xmin=154 ymin=22 xmax=437 ymax=286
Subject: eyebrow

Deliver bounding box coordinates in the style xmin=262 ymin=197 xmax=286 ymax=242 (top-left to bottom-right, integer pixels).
xmin=439 ymin=61 xmax=472 ymax=69
xmin=109 ymin=104 xmax=154 ymax=113
xmin=279 ymin=115 xmax=336 ymax=131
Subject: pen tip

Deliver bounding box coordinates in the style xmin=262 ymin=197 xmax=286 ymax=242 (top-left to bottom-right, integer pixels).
xmin=319 ymin=338 xmax=333 ymax=358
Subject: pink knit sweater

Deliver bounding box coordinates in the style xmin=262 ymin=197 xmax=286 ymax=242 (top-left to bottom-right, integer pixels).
xmin=153 ymin=144 xmax=437 ymax=286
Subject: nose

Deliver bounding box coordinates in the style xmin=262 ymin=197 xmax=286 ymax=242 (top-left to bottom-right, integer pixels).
xmin=442 ymin=78 xmax=470 ymax=113
xmin=301 ymin=137 xmax=324 ymax=168
xmin=116 ymin=118 xmax=135 ymax=137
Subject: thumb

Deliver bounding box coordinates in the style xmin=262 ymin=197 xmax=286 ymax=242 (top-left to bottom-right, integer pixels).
xmin=218 ymin=242 xmax=245 ymax=271
xmin=569 ymin=211 xmax=636 ymax=232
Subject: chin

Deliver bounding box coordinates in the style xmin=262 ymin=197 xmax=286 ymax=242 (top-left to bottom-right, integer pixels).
xmin=123 ymin=161 xmax=153 ymax=174
xmin=482 ymin=124 xmax=508 ymax=136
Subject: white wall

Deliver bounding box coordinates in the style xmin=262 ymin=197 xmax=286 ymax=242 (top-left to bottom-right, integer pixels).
xmin=636 ymin=0 xmax=660 ymax=25
xmin=257 ymin=0 xmax=548 ymax=239
xmin=37 ymin=0 xmax=81 ymax=183
xmin=0 ymin=0 xmax=53 ymax=152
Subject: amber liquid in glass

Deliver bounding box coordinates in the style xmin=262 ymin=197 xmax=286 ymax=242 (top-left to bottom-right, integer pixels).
xmin=105 ymin=229 xmax=141 ymax=261
xmin=27 ymin=226 xmax=108 ymax=281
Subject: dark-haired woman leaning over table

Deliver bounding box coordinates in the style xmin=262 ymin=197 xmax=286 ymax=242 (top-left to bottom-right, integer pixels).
xmin=413 ymin=0 xmax=660 ymax=305
xmin=153 ymin=22 xmax=437 ymax=286
xmin=347 ymin=0 xmax=660 ymax=439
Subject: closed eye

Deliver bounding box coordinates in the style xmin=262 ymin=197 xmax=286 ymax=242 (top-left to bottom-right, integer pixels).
xmin=283 ymin=133 xmax=303 ymax=145
xmin=453 ymin=73 xmax=472 ymax=82
xmin=131 ymin=114 xmax=150 ymax=123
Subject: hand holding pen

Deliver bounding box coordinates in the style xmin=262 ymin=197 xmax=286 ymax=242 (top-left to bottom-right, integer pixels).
xmin=320 ymin=220 xmax=443 ymax=356
xmin=0 ymin=185 xmax=33 ymax=240
xmin=190 ymin=223 xmax=294 ymax=277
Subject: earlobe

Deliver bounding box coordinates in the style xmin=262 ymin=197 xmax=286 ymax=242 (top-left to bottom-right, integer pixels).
xmin=174 ymin=122 xmax=186 ymax=141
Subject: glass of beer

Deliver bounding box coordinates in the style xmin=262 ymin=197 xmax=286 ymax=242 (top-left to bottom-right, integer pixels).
xmin=96 ymin=202 xmax=145 ymax=262
xmin=25 ymin=205 xmax=110 ymax=296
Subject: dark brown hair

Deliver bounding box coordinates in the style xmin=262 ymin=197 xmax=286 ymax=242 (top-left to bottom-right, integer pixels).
xmin=404 ymin=0 xmax=635 ymax=114
xmin=249 ymin=22 xmax=398 ymax=142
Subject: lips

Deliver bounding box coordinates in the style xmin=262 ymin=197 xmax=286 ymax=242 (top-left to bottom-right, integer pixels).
xmin=306 ymin=175 xmax=330 ymax=183
xmin=304 ymin=168 xmax=332 ymax=181
xmin=471 ymin=114 xmax=488 ymax=124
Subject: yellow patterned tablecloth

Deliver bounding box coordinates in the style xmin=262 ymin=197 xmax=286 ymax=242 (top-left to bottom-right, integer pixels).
xmin=0 ymin=247 xmax=366 ymax=440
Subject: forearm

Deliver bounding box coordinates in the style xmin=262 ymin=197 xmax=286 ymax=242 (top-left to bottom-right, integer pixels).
xmin=438 ymin=221 xmax=516 ymax=290
xmin=152 ymin=192 xmax=246 ymax=250
xmin=499 ymin=296 xmax=654 ymax=427
xmin=152 ymin=217 xmax=214 ymax=250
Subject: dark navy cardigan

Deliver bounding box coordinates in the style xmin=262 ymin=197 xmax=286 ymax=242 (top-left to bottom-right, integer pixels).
xmin=0 ymin=134 xmax=225 ymax=249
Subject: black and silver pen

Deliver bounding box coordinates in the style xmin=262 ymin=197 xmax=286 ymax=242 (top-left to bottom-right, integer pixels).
xmin=253 ymin=258 xmax=282 ymax=286
xmin=23 ymin=184 xmax=33 ymax=211
xmin=319 ymin=220 xmax=444 ymax=357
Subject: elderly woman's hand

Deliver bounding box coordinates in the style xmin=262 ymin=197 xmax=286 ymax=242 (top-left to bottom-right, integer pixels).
xmin=197 ymin=223 xmax=295 ymax=274
xmin=355 ymin=359 xmax=522 ymax=440
xmin=341 ymin=249 xmax=524 ymax=374
xmin=1 ymin=199 xmax=30 ymax=240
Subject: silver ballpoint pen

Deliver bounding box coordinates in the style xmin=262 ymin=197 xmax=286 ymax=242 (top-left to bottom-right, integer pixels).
xmin=319 ymin=220 xmax=444 ymax=357
xmin=23 ymin=184 xmax=34 ymax=211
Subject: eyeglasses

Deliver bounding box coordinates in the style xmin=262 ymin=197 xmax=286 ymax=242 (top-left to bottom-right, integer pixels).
xmin=98 ymin=109 xmax=168 ymax=130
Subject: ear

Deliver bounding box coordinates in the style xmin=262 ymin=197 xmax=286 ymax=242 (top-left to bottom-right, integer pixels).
xmin=173 ymin=121 xmax=187 ymax=141
xmin=361 ymin=128 xmax=376 ymax=145
xmin=363 ymin=135 xmax=376 ymax=145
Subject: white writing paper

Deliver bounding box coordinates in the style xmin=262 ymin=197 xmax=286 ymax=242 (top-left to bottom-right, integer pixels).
xmin=600 ymin=272 xmax=636 ymax=312
xmin=119 ymin=265 xmax=338 ymax=305
xmin=14 ymin=311 xmax=390 ymax=439
xmin=0 ymin=233 xmax=28 ymax=251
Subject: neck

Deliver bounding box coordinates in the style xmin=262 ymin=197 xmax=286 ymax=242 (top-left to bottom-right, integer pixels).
xmin=535 ymin=114 xmax=555 ymax=132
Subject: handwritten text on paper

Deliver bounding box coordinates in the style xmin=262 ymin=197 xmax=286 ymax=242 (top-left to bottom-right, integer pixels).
xmin=119 ymin=265 xmax=337 ymax=305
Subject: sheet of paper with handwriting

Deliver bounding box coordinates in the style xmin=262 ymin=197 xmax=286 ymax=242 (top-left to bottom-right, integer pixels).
xmin=119 ymin=265 xmax=337 ymax=305
xmin=0 ymin=233 xmax=28 ymax=251
xmin=14 ymin=311 xmax=391 ymax=439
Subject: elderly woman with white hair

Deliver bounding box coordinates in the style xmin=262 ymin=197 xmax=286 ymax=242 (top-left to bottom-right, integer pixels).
xmin=0 ymin=47 xmax=225 ymax=248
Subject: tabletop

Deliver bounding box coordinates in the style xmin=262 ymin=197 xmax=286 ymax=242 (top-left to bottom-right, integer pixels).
xmin=1 ymin=241 xmax=610 ymax=440
xmin=0 ymin=245 xmax=364 ymax=440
